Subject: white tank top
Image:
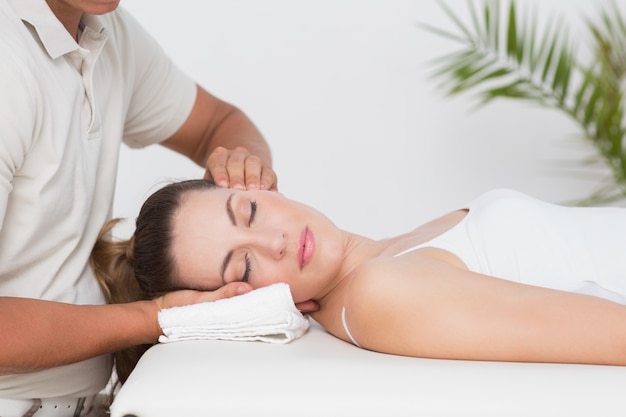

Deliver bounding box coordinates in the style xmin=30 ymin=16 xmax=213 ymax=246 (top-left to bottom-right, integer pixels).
xmin=397 ymin=189 xmax=626 ymax=302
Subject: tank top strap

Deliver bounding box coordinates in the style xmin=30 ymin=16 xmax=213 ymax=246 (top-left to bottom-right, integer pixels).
xmin=341 ymin=306 xmax=362 ymax=348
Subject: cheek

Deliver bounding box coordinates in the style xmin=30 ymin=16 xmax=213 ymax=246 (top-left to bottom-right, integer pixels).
xmin=250 ymin=257 xmax=308 ymax=297
xmin=252 ymin=263 xmax=288 ymax=289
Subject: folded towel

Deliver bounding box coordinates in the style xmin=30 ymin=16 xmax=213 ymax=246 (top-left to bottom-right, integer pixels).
xmin=158 ymin=283 xmax=310 ymax=344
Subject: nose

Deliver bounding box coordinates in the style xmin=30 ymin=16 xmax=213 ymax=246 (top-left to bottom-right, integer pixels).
xmin=251 ymin=229 xmax=289 ymax=259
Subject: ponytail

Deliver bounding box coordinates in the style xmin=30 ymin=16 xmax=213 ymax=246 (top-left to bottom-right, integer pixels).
xmin=90 ymin=218 xmax=152 ymax=389
xmin=91 ymin=218 xmax=145 ymax=305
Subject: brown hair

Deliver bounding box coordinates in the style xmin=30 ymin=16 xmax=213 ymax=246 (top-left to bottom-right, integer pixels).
xmin=90 ymin=179 xmax=219 ymax=387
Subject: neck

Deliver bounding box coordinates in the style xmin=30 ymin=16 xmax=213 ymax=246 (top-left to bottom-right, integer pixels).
xmin=313 ymin=232 xmax=384 ymax=305
xmin=46 ymin=0 xmax=83 ymax=41
xmin=308 ymin=232 xmax=390 ymax=336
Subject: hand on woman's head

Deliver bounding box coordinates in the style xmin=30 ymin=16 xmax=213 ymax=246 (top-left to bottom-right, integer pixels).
xmin=204 ymin=146 xmax=278 ymax=191
xmin=155 ymin=281 xmax=253 ymax=311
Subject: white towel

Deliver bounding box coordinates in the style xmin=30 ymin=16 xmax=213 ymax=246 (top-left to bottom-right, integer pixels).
xmin=158 ymin=283 xmax=310 ymax=344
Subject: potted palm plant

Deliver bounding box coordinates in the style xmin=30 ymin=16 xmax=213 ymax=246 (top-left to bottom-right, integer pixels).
xmin=422 ymin=0 xmax=626 ymax=205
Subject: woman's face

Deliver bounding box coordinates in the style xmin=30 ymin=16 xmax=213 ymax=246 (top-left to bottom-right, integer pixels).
xmin=170 ymin=188 xmax=346 ymax=303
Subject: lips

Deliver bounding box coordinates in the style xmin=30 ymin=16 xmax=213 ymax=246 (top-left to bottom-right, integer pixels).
xmin=298 ymin=227 xmax=315 ymax=270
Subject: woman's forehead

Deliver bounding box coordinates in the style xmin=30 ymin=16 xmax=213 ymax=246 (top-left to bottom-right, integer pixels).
xmin=171 ymin=189 xmax=233 ymax=288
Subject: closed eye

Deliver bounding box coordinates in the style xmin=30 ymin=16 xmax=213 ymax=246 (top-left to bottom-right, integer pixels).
xmin=241 ymin=253 xmax=251 ymax=283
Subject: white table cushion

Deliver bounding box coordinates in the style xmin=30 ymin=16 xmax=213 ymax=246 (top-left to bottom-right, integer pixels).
xmin=111 ymin=319 xmax=626 ymax=417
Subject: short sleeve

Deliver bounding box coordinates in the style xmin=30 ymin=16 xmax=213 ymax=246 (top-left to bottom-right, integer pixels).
xmin=115 ymin=9 xmax=197 ymax=148
xmin=0 ymin=49 xmax=37 ymax=230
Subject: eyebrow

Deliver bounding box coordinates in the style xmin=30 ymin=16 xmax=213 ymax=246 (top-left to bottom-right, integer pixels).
xmin=220 ymin=193 xmax=237 ymax=284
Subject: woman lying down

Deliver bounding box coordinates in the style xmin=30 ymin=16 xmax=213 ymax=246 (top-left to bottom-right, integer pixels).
xmin=91 ymin=179 xmax=626 ymax=382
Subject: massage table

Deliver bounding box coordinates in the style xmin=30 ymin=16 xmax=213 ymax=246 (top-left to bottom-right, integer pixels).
xmin=110 ymin=319 xmax=626 ymax=416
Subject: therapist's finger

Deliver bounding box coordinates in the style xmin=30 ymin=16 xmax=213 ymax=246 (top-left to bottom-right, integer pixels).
xmin=223 ymin=147 xmax=248 ymax=190
xmin=204 ymin=146 xmax=229 ymax=186
xmin=242 ymin=154 xmax=262 ymax=190
xmin=295 ymin=299 xmax=319 ymax=314
xmin=260 ymin=165 xmax=278 ymax=191
xmin=206 ymin=281 xmax=253 ymax=300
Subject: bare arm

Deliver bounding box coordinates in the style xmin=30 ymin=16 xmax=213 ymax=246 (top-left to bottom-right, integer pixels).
xmin=161 ymin=85 xmax=277 ymax=190
xmin=0 ymin=298 xmax=156 ymax=374
xmin=344 ymin=253 xmax=626 ymax=365
xmin=0 ymin=283 xmax=249 ymax=374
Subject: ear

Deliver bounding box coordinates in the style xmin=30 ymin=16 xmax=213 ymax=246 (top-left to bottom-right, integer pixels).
xmin=295 ymin=299 xmax=319 ymax=314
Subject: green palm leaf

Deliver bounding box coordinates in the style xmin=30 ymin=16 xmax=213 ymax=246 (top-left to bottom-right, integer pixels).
xmin=422 ymin=0 xmax=626 ymax=205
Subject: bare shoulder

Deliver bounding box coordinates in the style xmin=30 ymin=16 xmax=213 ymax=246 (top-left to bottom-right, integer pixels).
xmin=345 ymin=250 xmax=451 ymax=302
xmin=341 ymin=253 xmax=445 ymax=352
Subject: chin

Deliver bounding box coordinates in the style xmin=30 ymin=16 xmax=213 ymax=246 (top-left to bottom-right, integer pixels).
xmin=87 ymin=0 xmax=121 ymax=15
xmin=289 ymin=290 xmax=305 ymax=304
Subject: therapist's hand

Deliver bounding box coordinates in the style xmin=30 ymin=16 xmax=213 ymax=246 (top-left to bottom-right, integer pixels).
xmin=160 ymin=285 xmax=318 ymax=314
xmin=155 ymin=282 xmax=252 ymax=311
xmin=149 ymin=283 xmax=252 ymax=341
xmin=204 ymin=146 xmax=278 ymax=191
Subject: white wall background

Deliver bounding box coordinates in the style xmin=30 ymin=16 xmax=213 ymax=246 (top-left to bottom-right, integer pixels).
xmin=114 ymin=0 xmax=622 ymax=240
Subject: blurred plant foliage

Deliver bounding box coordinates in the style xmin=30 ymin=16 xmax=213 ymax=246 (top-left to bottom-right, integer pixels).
xmin=422 ymin=0 xmax=626 ymax=205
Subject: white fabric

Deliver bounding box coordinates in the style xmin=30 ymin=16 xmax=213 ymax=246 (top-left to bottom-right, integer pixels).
xmin=396 ymin=188 xmax=626 ymax=303
xmin=0 ymin=0 xmax=196 ymax=398
xmin=0 ymin=396 xmax=94 ymax=417
xmin=111 ymin=319 xmax=626 ymax=417
xmin=159 ymin=283 xmax=310 ymax=344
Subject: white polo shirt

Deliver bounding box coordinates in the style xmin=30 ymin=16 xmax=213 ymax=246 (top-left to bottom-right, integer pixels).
xmin=0 ymin=0 xmax=196 ymax=397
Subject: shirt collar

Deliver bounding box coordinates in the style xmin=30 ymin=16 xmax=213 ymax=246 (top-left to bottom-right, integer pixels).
xmin=7 ymin=0 xmax=105 ymax=60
